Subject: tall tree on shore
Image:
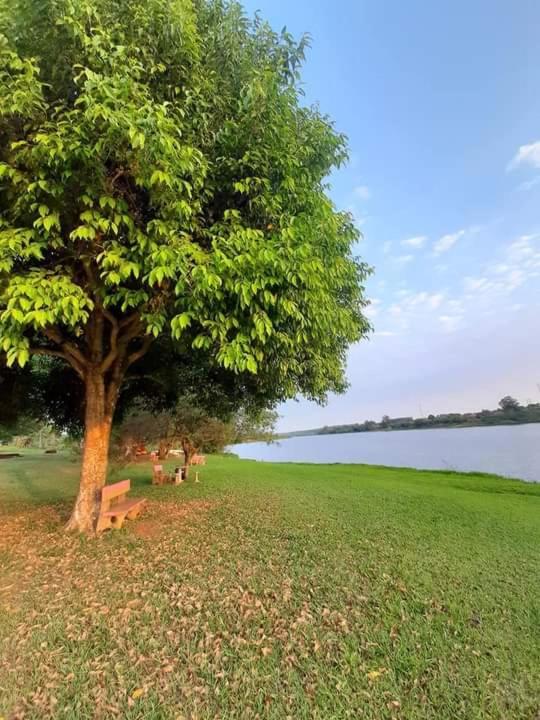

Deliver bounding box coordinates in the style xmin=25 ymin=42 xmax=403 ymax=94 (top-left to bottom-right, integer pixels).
xmin=0 ymin=0 xmax=371 ymax=532
xmin=499 ymin=396 xmax=520 ymax=412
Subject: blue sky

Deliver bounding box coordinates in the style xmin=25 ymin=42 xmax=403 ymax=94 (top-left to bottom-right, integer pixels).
xmin=242 ymin=0 xmax=540 ymax=431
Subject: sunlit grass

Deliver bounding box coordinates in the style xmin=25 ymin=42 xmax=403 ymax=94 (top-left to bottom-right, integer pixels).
xmin=1 ymin=453 xmax=539 ymax=718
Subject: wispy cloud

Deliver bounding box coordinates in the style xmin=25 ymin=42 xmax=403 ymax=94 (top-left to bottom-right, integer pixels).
xmin=365 ymin=298 xmax=382 ymax=319
xmin=507 ymin=233 xmax=540 ymax=258
xmin=382 ymin=241 xmax=392 ymax=255
xmin=507 ymin=140 xmax=540 ymax=171
xmin=401 ymin=235 xmax=427 ymax=249
xmin=393 ymin=254 xmax=414 ymax=264
xmin=464 ymin=234 xmax=540 ymax=297
xmin=516 ymin=175 xmax=540 ymax=192
xmin=396 ymin=291 xmax=446 ymax=311
xmin=364 ymin=229 xmax=540 ymax=357
xmin=433 ymin=229 xmax=466 ymax=255
xmin=428 ymin=293 xmax=445 ymax=309
xmin=353 ymin=185 xmax=371 ymax=201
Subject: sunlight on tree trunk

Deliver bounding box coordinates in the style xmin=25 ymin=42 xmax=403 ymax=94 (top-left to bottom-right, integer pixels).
xmin=65 ymin=374 xmax=113 ymax=533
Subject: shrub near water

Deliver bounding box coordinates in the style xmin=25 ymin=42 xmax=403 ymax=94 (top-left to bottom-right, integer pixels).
xmin=0 ymin=453 xmax=539 ymax=718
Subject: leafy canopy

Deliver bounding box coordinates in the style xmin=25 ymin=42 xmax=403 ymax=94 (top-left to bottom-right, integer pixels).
xmin=0 ymin=0 xmax=370 ymax=401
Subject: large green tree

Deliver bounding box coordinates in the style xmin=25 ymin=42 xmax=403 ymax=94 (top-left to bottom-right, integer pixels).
xmin=0 ymin=0 xmax=370 ymax=531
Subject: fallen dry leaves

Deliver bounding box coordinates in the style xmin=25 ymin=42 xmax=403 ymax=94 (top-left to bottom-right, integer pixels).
xmin=0 ymin=490 xmax=381 ymax=719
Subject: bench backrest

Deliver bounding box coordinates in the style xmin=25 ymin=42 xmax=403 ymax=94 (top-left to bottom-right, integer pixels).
xmin=102 ymin=479 xmax=130 ymax=507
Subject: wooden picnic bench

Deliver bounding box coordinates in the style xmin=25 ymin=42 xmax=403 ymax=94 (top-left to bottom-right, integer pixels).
xmin=152 ymin=464 xmax=174 ymax=485
xmin=152 ymin=464 xmax=186 ymax=485
xmin=96 ymin=479 xmax=145 ymax=533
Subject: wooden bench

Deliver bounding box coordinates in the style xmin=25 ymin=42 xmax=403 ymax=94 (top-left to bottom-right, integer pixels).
xmin=96 ymin=479 xmax=145 ymax=533
xmin=153 ymin=464 xmax=186 ymax=485
xmin=152 ymin=464 xmax=172 ymax=485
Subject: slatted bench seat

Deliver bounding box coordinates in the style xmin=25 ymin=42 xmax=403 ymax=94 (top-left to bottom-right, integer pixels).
xmin=96 ymin=479 xmax=145 ymax=533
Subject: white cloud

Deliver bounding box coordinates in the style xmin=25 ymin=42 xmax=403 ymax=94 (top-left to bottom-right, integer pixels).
xmin=491 ymin=263 xmax=510 ymax=275
xmin=464 ymin=235 xmax=540 ymax=299
xmin=353 ymin=185 xmax=371 ymax=201
xmin=382 ymin=241 xmax=392 ymax=255
xmin=374 ymin=229 xmax=539 ymax=342
xmin=508 ymin=140 xmax=540 ymax=171
xmin=464 ymin=276 xmax=492 ymax=293
xmin=428 ymin=293 xmax=445 ymax=309
xmin=365 ymin=298 xmax=381 ymax=319
xmin=395 ymin=291 xmax=446 ymax=312
xmin=401 ymin=235 xmax=427 ymax=249
xmin=505 ymin=269 xmax=526 ymax=291
xmin=433 ymin=229 xmax=466 ymax=255
xmin=507 ymin=234 xmax=539 ymax=261
xmin=517 ymin=175 xmax=540 ymax=192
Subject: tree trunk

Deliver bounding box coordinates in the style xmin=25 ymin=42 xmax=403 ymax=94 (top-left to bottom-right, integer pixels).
xmin=158 ymin=439 xmax=172 ymax=460
xmin=65 ymin=373 xmax=114 ymax=533
xmin=181 ymin=439 xmax=195 ymax=480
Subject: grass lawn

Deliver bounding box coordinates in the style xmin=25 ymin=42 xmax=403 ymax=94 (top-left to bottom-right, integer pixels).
xmin=0 ymin=451 xmax=539 ymax=719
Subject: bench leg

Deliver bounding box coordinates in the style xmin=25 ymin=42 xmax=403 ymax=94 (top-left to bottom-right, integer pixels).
xmin=96 ymin=515 xmax=111 ymax=534
xmin=112 ymin=513 xmax=127 ymax=529
xmin=126 ymin=505 xmax=142 ymax=521
xmin=98 ymin=513 xmax=127 ymax=532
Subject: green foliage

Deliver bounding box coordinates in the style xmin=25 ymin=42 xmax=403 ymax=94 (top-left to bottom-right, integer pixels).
xmin=498 ymin=395 xmax=520 ymax=412
xmin=0 ymin=0 xmax=369 ymax=404
xmin=233 ymin=406 xmax=278 ymax=442
xmin=117 ymin=398 xmax=234 ymax=460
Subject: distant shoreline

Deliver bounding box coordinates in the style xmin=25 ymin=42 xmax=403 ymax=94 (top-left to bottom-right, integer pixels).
xmin=278 ymin=415 xmax=540 ymax=440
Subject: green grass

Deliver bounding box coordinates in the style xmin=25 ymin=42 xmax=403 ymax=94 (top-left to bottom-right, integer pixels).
xmin=0 ymin=453 xmax=539 ymax=719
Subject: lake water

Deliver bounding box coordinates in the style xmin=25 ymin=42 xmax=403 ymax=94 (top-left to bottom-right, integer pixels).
xmin=232 ymin=423 xmax=540 ymax=482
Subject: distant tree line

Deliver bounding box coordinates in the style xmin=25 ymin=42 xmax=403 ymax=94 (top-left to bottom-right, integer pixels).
xmin=283 ymin=397 xmax=540 ymax=437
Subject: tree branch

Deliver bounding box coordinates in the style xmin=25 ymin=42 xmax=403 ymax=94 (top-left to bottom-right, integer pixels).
xmin=30 ymin=347 xmax=68 ymax=361
xmin=43 ymin=326 xmax=88 ymax=370
xmin=104 ymin=334 xmax=153 ymax=414
xmin=125 ymin=335 xmax=153 ymax=370
xmin=30 ymin=346 xmax=85 ymax=379
xmin=100 ymin=309 xmax=120 ymax=373
xmin=119 ymin=312 xmax=141 ymax=330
